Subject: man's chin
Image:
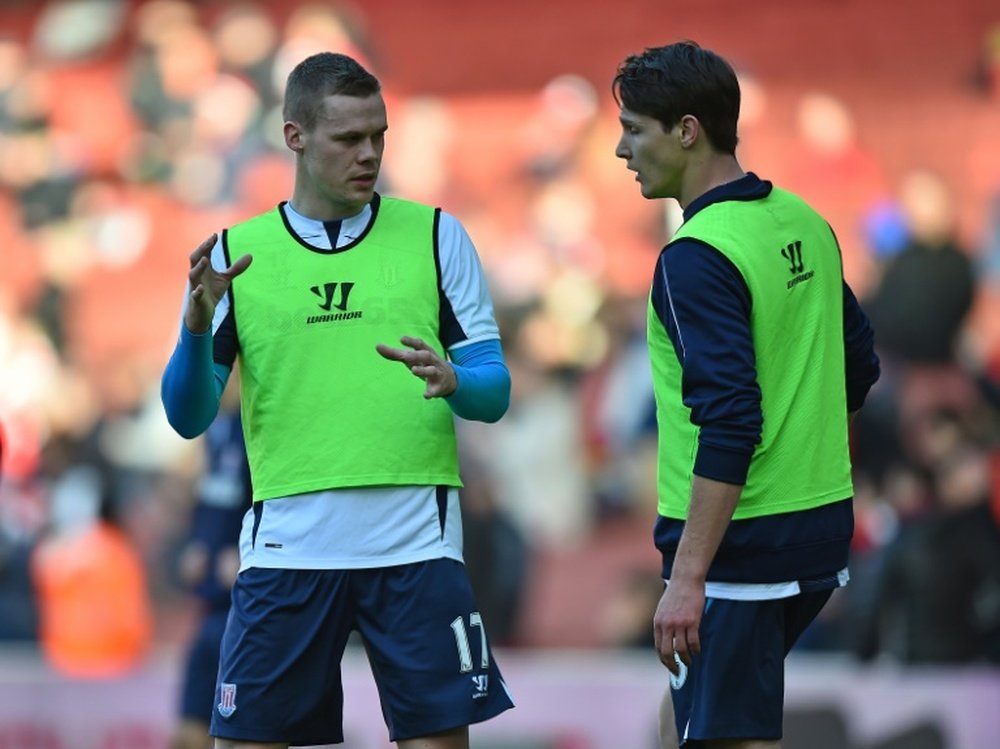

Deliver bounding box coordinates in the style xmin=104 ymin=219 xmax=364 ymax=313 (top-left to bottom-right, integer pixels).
xmin=641 ymin=184 xmax=670 ymax=200
xmin=342 ymin=187 xmax=375 ymax=211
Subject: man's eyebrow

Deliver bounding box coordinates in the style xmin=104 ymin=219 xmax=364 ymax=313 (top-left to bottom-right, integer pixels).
xmin=329 ymin=124 xmax=389 ymax=138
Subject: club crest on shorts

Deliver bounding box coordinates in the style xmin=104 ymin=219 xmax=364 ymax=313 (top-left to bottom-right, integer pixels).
xmin=669 ymin=654 xmax=688 ymax=690
xmin=218 ymin=682 xmax=238 ymax=717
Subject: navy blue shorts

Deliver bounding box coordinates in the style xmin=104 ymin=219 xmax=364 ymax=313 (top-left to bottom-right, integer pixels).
xmin=670 ymin=590 xmax=832 ymax=746
xmin=178 ymin=608 xmax=229 ymax=723
xmin=209 ymin=559 xmax=514 ymax=745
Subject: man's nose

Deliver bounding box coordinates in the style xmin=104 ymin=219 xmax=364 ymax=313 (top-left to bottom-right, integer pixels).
xmin=358 ymin=138 xmax=378 ymax=161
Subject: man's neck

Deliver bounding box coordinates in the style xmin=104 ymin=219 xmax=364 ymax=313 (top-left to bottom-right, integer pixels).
xmin=678 ymin=154 xmax=744 ymax=210
xmin=287 ymin=195 xmax=369 ymax=224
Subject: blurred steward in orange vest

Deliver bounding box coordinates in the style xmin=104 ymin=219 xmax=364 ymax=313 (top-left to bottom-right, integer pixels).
xmin=31 ymin=464 xmax=152 ymax=677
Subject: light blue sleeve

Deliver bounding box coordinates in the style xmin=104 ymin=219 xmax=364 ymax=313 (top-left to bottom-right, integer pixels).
xmin=161 ymin=326 xmax=231 ymax=438
xmin=445 ymin=339 xmax=510 ymax=423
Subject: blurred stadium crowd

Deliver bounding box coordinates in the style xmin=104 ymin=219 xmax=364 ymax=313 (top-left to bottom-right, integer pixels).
xmin=1 ymin=0 xmax=1000 ymax=680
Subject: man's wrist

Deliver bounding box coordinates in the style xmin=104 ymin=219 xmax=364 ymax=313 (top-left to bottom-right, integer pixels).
xmin=668 ymin=566 xmax=707 ymax=586
xmin=182 ymin=319 xmax=212 ymax=338
xmin=184 ymin=315 xmax=211 ymax=335
xmin=441 ymin=363 xmax=459 ymax=397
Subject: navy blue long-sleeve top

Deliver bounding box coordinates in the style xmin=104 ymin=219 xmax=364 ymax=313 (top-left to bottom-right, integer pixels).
xmin=651 ymin=173 xmax=881 ymax=486
xmin=651 ymin=174 xmax=881 ymax=586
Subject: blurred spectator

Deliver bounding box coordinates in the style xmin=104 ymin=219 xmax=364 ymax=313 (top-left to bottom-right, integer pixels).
xmin=127 ymin=1 xmax=215 ymax=133
xmin=171 ymin=383 xmax=251 ymax=749
xmin=516 ymin=73 xmax=600 ymax=181
xmin=973 ymin=22 xmax=1000 ymax=99
xmin=459 ymin=456 xmax=528 ymax=646
xmin=0 ymin=61 xmax=84 ymax=231
xmin=209 ymin=1 xmax=281 ymax=106
xmin=860 ymin=198 xmax=911 ymax=289
xmin=0 ymin=519 xmax=39 ymax=642
xmin=596 ymin=569 xmax=662 ymax=650
xmin=784 ymin=91 xmax=889 ymax=294
xmin=856 ymin=169 xmax=985 ymax=507
xmin=30 ymin=463 xmax=153 ymax=677
xmin=856 ymin=437 xmax=1000 ymax=664
xmin=865 ymin=169 xmax=976 ymax=365
xmin=383 ymin=95 xmax=455 ymax=205
xmin=32 ymin=0 xmax=126 ymax=63
xmin=979 ymin=187 xmax=1000 ymax=286
xmin=465 ymin=324 xmax=592 ymax=547
xmin=272 ymin=0 xmax=377 ymax=99
xmin=0 ymin=419 xmax=39 ymax=641
xmin=580 ymin=293 xmax=657 ymax=518
xmin=832 ymin=464 xmax=932 ymax=654
xmin=848 ymin=374 xmax=907 ymax=490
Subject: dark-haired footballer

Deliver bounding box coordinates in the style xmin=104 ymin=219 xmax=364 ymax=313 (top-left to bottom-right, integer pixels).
xmin=613 ymin=41 xmax=880 ymax=748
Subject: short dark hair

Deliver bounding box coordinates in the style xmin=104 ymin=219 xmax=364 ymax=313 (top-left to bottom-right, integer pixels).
xmin=612 ymin=41 xmax=740 ymax=154
xmin=283 ymin=52 xmax=381 ymax=130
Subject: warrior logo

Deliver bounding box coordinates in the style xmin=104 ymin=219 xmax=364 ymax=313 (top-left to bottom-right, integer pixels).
xmin=781 ymin=241 xmax=814 ymax=289
xmin=310 ymin=281 xmax=354 ymax=312
xmin=471 ymin=674 xmax=489 ymax=699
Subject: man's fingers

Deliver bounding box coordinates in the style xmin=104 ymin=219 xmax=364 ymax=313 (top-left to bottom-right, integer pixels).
xmin=687 ymin=627 xmax=701 ymax=657
xmin=673 ymin=634 xmax=691 ymax=667
xmin=226 ymin=253 xmax=253 ymax=277
xmin=377 ymin=341 xmax=453 ymax=398
xmin=672 ymin=628 xmax=701 ymax=666
xmin=654 ymin=625 xmax=679 ymax=675
xmin=660 ymin=642 xmax=679 ymax=675
xmin=189 ymin=234 xmax=217 ymax=264
xmin=376 ymin=344 xmax=438 ymax=368
xmin=189 ymin=256 xmax=209 ymax=279
xmin=399 ymin=335 xmax=428 ymax=350
xmin=375 ymin=343 xmax=408 ymax=362
xmin=660 ymin=650 xmax=679 ymax=675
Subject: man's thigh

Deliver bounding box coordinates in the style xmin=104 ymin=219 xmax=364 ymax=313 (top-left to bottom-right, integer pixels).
xmin=209 ymin=568 xmax=355 ymax=746
xmin=670 ymin=591 xmax=831 ymax=745
xmin=352 ymin=559 xmax=515 ymax=743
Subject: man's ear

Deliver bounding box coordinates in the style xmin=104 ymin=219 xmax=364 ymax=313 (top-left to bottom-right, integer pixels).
xmin=678 ymin=114 xmax=700 ymax=149
xmin=284 ymin=121 xmax=304 ymax=153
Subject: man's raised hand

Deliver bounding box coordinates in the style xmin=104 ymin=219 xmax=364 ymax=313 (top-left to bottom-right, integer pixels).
xmin=185 ymin=234 xmax=252 ymax=333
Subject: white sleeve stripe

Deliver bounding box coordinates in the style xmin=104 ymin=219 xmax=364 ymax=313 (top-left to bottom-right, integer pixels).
xmin=661 ymin=262 xmax=685 ymax=358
